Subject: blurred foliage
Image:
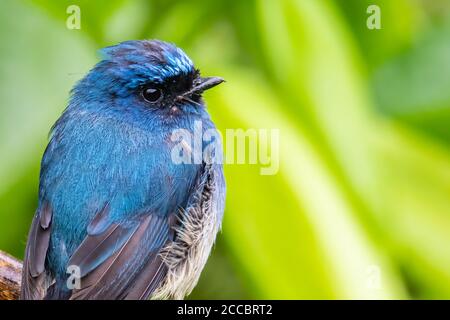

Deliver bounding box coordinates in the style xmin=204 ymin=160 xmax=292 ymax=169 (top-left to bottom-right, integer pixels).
xmin=0 ymin=0 xmax=449 ymax=299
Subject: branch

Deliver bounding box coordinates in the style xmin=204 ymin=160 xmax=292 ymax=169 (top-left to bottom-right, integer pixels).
xmin=0 ymin=250 xmax=22 ymax=300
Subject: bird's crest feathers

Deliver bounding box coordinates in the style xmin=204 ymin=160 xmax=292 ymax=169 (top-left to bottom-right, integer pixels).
xmin=96 ymin=40 xmax=195 ymax=87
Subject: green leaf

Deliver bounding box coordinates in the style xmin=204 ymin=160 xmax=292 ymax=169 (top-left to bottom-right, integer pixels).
xmin=373 ymin=22 xmax=450 ymax=144
xmin=373 ymin=122 xmax=450 ymax=298
xmin=207 ymin=69 xmax=407 ymax=299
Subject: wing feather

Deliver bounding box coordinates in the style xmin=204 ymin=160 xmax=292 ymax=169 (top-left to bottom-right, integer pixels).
xmin=68 ymin=214 xmax=170 ymax=300
xmin=20 ymin=202 xmax=52 ymax=300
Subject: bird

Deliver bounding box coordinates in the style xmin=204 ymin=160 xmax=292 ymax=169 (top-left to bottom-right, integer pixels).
xmin=20 ymin=40 xmax=226 ymax=300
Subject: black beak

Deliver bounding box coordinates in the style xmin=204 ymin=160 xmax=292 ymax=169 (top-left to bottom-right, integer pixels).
xmin=185 ymin=76 xmax=225 ymax=97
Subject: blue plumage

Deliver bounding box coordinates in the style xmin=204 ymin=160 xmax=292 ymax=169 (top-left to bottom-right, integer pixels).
xmin=21 ymin=40 xmax=225 ymax=300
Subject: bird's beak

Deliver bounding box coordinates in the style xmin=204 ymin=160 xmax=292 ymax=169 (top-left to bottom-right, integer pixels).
xmin=185 ymin=76 xmax=225 ymax=97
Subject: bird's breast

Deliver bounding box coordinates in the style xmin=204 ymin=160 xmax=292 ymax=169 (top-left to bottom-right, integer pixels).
xmin=41 ymin=113 xmax=203 ymax=272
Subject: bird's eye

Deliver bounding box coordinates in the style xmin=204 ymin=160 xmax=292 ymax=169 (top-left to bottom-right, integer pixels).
xmin=142 ymin=86 xmax=163 ymax=103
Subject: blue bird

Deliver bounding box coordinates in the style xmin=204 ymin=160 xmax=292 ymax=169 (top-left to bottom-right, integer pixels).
xmin=20 ymin=40 xmax=225 ymax=300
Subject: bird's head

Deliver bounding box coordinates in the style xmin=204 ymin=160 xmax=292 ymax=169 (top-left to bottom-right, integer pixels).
xmin=72 ymin=40 xmax=223 ymax=119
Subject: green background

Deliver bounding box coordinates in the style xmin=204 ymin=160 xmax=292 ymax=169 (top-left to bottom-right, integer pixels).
xmin=0 ymin=0 xmax=449 ymax=299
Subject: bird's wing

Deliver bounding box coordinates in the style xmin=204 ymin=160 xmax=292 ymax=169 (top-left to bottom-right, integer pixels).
xmin=124 ymin=162 xmax=226 ymax=300
xmin=21 ymin=202 xmax=53 ymax=300
xmin=67 ymin=163 xmax=224 ymax=300
xmin=65 ymin=207 xmax=173 ymax=300
xmin=22 ymin=161 xmax=224 ymax=300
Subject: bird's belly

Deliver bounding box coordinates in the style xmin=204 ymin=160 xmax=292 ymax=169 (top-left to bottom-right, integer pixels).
xmin=151 ymin=201 xmax=221 ymax=300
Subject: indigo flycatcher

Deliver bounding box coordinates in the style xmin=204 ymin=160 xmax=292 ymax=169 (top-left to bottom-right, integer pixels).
xmin=20 ymin=40 xmax=225 ymax=300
